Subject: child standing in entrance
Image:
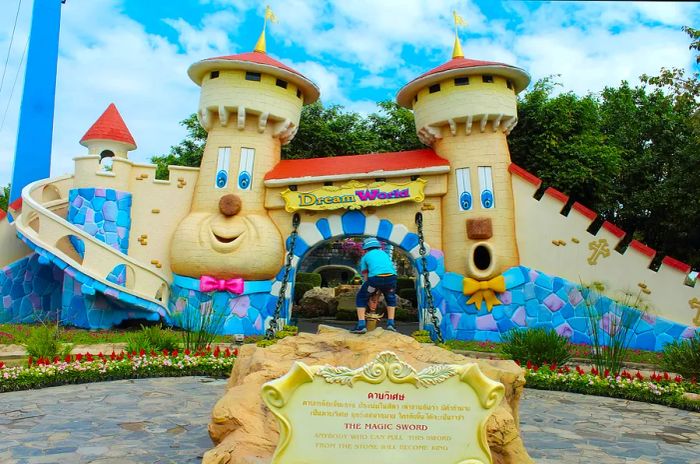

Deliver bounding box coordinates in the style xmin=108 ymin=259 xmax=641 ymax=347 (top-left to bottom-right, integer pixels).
xmin=351 ymin=237 xmax=398 ymax=334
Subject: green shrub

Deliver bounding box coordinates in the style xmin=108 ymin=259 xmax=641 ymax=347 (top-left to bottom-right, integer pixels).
xmin=294 ymin=282 xmax=314 ymax=304
xmin=296 ymin=272 xmax=322 ymax=288
xmin=174 ymin=301 xmax=225 ymax=351
xmin=124 ymin=325 xmax=180 ymax=353
xmin=500 ymin=328 xmax=572 ymax=367
xmin=394 ymin=308 xmax=416 ymax=322
xmin=24 ymin=325 xmax=71 ymax=360
xmin=396 ymin=278 xmax=415 ymax=291
xmin=397 ymin=288 xmax=417 ymax=307
xmin=661 ymin=335 xmax=700 ymax=379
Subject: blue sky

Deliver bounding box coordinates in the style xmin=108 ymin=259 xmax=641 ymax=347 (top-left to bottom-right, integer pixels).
xmin=0 ymin=0 xmax=698 ymax=187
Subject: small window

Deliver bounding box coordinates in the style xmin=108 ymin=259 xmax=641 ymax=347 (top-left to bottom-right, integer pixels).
xmin=238 ymin=147 xmax=255 ymax=190
xmin=245 ymin=72 xmax=261 ymax=82
xmin=323 ymin=181 xmax=333 ymax=186
xmin=276 ymin=79 xmax=288 ymax=89
xmin=429 ymin=84 xmax=441 ymax=94
xmin=215 ymin=147 xmax=231 ymax=189
xmin=454 ymin=77 xmax=469 ymax=86
xmin=482 ymin=75 xmax=494 ymax=83
xmin=478 ymin=166 xmax=495 ymax=209
xmin=506 ymin=80 xmax=513 ymax=89
xmin=455 ymin=168 xmax=473 ymax=211
xmin=414 ymin=94 xmax=418 ymax=103
xmin=210 ymin=71 xmax=219 ymax=79
xmin=296 ymin=89 xmax=302 ymax=99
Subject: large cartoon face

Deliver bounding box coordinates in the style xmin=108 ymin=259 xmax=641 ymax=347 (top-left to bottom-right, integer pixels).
xmin=170 ymin=194 xmax=284 ymax=280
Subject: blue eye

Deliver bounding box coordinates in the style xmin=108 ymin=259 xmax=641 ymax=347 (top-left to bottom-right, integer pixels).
xmin=238 ymin=171 xmax=251 ymax=190
xmin=481 ymin=190 xmax=494 ymax=209
xmin=216 ymin=170 xmax=228 ymax=188
xmin=460 ymin=192 xmax=472 ymax=211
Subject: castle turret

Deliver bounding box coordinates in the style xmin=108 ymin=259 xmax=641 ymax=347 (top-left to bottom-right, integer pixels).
xmin=79 ymin=103 xmax=137 ymax=160
xmin=396 ymin=37 xmax=530 ymax=280
xmin=68 ymin=103 xmax=135 ymax=267
xmin=170 ymin=24 xmax=320 ymax=280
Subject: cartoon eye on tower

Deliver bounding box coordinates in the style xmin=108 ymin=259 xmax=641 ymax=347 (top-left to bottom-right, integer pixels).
xmin=455 ymin=167 xmax=472 ymax=211
xmin=215 ymin=147 xmax=230 ymax=189
xmin=238 ymin=147 xmax=255 ymax=190
xmin=478 ymin=166 xmax=495 ymax=209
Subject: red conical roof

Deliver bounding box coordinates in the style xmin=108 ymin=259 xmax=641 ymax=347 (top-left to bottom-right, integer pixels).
xmin=80 ymin=103 xmax=136 ymax=149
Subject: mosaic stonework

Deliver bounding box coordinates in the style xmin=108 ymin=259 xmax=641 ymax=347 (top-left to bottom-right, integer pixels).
xmin=67 ymin=188 xmax=132 ymax=255
xmin=0 ymin=254 xmax=63 ymax=323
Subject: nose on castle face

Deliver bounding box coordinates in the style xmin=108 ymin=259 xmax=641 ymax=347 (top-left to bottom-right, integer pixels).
xmin=219 ymin=194 xmax=242 ymax=216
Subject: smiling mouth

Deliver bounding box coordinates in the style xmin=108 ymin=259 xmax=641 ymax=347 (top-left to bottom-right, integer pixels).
xmin=213 ymin=233 xmax=239 ymax=244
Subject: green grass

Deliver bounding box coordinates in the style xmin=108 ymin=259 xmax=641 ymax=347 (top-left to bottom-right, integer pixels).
xmin=0 ymin=323 xmax=232 ymax=346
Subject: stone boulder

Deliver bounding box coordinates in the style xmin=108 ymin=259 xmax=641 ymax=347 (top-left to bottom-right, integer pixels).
xmin=203 ymin=326 xmax=533 ymax=464
xmin=297 ymin=287 xmax=338 ymax=318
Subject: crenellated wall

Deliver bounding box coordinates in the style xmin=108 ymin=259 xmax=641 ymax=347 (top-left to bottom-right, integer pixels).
xmin=510 ymin=163 xmax=699 ymax=328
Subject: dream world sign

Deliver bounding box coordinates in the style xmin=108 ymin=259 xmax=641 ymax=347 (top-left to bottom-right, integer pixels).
xmin=280 ymin=179 xmax=427 ymax=212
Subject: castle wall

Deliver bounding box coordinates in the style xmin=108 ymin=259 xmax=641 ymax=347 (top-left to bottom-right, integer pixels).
xmin=510 ymin=164 xmax=699 ymax=328
xmin=71 ymin=155 xmax=199 ymax=284
xmin=435 ymin=265 xmax=698 ymax=351
xmin=0 ymin=253 xmax=63 ymax=324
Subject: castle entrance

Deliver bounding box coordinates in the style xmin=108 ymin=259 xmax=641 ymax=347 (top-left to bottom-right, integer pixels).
xmin=265 ymin=210 xmax=445 ymax=337
xmin=291 ymin=235 xmax=419 ymax=334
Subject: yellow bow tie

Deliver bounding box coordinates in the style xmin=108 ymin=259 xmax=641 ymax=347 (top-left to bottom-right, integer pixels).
xmin=462 ymin=275 xmax=506 ymax=312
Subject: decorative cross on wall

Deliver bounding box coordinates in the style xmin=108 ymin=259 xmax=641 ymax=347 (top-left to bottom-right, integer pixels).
xmin=587 ymin=239 xmax=610 ymax=265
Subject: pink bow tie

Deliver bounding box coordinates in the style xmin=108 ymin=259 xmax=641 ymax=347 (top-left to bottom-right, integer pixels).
xmin=200 ymin=276 xmax=244 ymax=294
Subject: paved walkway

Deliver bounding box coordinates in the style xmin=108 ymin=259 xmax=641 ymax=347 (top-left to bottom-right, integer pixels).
xmin=0 ymin=377 xmax=699 ymax=463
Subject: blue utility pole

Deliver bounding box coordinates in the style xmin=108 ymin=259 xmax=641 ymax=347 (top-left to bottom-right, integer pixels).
xmin=9 ymin=0 xmax=65 ymax=210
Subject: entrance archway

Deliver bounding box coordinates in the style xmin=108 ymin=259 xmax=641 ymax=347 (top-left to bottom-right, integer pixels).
xmin=266 ymin=210 xmax=444 ymax=335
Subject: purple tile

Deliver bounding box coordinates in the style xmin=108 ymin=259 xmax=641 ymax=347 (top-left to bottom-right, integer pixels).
xmin=499 ymin=291 xmax=512 ymax=305
xmin=512 ymin=306 xmax=526 ymax=327
xmin=543 ymin=293 xmax=565 ymax=312
xmin=476 ymin=313 xmax=497 ymax=331
xmin=568 ymin=288 xmax=583 ymax=306
xmin=449 ymin=312 xmax=462 ymax=330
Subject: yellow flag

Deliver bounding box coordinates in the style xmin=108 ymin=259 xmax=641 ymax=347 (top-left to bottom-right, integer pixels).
xmin=453 ymin=10 xmax=467 ymax=27
xmin=265 ymin=5 xmax=278 ymax=23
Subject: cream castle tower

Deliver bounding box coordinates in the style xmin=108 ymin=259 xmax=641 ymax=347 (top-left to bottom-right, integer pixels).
xmin=396 ymin=35 xmax=530 ymax=280
xmin=170 ymin=22 xmax=320 ymax=280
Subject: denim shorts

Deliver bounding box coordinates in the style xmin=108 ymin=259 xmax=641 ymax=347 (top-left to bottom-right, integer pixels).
xmin=356 ymin=275 xmax=397 ymax=308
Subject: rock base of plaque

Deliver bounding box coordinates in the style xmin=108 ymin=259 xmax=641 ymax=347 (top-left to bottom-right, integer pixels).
xmin=203 ymin=326 xmax=533 ymax=464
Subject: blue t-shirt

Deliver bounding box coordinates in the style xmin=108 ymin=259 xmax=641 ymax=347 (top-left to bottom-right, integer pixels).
xmin=359 ymin=249 xmax=396 ymax=277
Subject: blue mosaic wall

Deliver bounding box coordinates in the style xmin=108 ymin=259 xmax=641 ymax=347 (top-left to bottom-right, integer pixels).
xmin=435 ymin=266 xmax=699 ymax=351
xmin=168 ymin=276 xmax=277 ymax=336
xmin=61 ymin=273 xmax=160 ymax=329
xmin=0 ymin=253 xmax=63 ymax=323
xmin=67 ymin=188 xmax=132 ymax=255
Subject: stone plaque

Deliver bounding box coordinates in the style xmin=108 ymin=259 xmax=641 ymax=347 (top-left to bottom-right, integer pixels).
xmin=261 ymin=351 xmax=505 ymax=464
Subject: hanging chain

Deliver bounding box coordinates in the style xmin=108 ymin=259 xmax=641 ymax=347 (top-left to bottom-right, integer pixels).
xmin=267 ymin=213 xmax=300 ymax=339
xmin=415 ymin=212 xmax=443 ymax=344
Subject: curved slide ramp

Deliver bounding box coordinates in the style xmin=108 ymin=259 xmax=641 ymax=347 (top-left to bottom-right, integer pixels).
xmin=10 ymin=175 xmax=170 ymax=324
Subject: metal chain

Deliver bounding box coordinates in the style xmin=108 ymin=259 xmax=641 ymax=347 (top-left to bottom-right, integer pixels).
xmin=415 ymin=212 xmax=443 ymax=344
xmin=267 ymin=213 xmax=300 ymax=339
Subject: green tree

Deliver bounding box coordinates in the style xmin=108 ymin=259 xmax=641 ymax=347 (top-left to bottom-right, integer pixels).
xmin=151 ymin=114 xmax=207 ymax=179
xmin=0 ymin=184 xmax=9 ymax=212
xmin=508 ymin=77 xmax=624 ymax=210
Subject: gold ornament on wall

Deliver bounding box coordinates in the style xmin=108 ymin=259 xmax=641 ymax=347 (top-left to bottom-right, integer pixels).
xmin=587 ymin=239 xmax=610 ymax=265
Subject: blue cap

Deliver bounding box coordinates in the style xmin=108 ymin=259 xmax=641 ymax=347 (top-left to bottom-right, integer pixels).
xmin=362 ymin=237 xmax=381 ymax=250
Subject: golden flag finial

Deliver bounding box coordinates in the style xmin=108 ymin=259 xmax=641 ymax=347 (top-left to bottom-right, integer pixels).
xmin=254 ymin=5 xmax=279 ymax=53
xmin=452 ymin=10 xmax=467 ymax=59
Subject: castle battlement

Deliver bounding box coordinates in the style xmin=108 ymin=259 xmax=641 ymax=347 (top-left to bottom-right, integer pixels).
xmin=511 ymin=163 xmax=698 ymax=326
